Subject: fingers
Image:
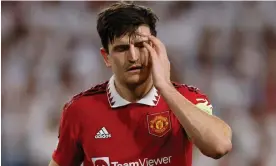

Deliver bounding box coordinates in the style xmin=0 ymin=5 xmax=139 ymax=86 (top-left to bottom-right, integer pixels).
xmin=148 ymin=36 xmax=170 ymax=61
xmin=145 ymin=50 xmax=149 ymax=66
xmin=148 ymin=36 xmax=163 ymax=47
xmin=143 ymin=41 xmax=157 ymax=60
xmin=136 ymin=34 xmax=163 ymax=51
xmin=141 ymin=48 xmax=149 ymax=66
xmin=148 ymin=36 xmax=164 ymax=54
xmin=142 ymin=36 xmax=169 ymax=66
xmin=140 ymin=47 xmax=149 ymax=67
xmin=140 ymin=47 xmax=145 ymax=66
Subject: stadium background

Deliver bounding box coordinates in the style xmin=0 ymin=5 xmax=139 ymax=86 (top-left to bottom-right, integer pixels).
xmin=1 ymin=1 xmax=276 ymax=166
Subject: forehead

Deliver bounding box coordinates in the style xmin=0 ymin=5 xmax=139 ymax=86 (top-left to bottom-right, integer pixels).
xmin=110 ymin=25 xmax=151 ymax=46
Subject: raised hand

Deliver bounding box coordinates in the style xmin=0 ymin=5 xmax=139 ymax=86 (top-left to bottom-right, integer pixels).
xmin=143 ymin=35 xmax=171 ymax=90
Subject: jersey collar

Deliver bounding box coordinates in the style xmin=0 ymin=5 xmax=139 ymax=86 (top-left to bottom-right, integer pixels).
xmin=107 ymin=75 xmax=160 ymax=108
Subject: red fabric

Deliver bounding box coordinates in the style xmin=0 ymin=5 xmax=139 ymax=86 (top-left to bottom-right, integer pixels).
xmin=52 ymin=82 xmax=211 ymax=166
xmin=52 ymin=100 xmax=84 ymax=166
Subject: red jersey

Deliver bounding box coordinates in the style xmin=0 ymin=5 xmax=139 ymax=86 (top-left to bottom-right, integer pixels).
xmin=52 ymin=76 xmax=213 ymax=166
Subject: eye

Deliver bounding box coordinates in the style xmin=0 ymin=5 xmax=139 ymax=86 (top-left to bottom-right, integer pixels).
xmin=114 ymin=45 xmax=129 ymax=52
xmin=134 ymin=42 xmax=145 ymax=49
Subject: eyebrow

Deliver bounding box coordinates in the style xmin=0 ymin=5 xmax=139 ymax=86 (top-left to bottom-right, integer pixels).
xmin=112 ymin=40 xmax=149 ymax=51
xmin=114 ymin=39 xmax=149 ymax=46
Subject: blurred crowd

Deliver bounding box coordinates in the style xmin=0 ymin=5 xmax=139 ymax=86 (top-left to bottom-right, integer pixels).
xmin=1 ymin=1 xmax=276 ymax=166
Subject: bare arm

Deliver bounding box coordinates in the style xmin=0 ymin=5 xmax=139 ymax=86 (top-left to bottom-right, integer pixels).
xmin=160 ymin=84 xmax=232 ymax=159
xmin=143 ymin=35 xmax=232 ymax=159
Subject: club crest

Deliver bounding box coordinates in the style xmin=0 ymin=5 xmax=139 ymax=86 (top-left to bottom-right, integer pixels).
xmin=147 ymin=111 xmax=171 ymax=137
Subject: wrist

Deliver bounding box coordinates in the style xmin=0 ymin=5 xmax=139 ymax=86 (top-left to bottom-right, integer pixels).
xmin=157 ymin=81 xmax=174 ymax=94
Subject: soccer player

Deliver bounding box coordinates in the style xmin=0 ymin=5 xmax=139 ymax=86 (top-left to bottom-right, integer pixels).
xmin=49 ymin=2 xmax=232 ymax=166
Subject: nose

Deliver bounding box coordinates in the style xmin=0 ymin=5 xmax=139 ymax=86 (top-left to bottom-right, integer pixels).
xmin=127 ymin=44 xmax=139 ymax=63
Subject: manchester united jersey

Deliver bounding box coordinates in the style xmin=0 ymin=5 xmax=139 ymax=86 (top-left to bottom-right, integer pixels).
xmin=52 ymin=75 xmax=213 ymax=166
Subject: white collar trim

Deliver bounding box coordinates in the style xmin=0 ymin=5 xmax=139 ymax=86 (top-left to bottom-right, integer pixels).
xmin=107 ymin=75 xmax=160 ymax=108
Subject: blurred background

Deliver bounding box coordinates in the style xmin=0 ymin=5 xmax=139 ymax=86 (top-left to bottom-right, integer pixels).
xmin=1 ymin=1 xmax=276 ymax=166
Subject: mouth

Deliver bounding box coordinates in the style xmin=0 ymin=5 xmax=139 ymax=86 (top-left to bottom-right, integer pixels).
xmin=127 ymin=65 xmax=143 ymax=71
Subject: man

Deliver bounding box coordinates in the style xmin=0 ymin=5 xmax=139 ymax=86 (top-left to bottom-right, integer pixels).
xmin=49 ymin=2 xmax=232 ymax=166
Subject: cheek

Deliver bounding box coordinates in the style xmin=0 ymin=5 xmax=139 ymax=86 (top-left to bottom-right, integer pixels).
xmin=110 ymin=54 xmax=126 ymax=71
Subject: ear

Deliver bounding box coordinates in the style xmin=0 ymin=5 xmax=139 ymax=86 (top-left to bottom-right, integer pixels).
xmin=100 ymin=47 xmax=111 ymax=68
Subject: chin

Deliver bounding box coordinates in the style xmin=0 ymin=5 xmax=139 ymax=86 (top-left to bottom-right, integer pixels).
xmin=125 ymin=73 xmax=148 ymax=86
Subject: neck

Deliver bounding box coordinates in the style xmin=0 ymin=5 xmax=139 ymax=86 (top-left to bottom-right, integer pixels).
xmin=114 ymin=76 xmax=153 ymax=102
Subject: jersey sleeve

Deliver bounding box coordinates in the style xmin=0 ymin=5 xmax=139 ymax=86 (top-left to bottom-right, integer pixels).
xmin=193 ymin=93 xmax=213 ymax=115
xmin=178 ymin=85 xmax=213 ymax=115
xmin=52 ymin=101 xmax=84 ymax=166
xmin=176 ymin=84 xmax=213 ymax=140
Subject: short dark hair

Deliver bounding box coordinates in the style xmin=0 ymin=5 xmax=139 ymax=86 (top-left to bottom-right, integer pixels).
xmin=97 ymin=2 xmax=159 ymax=53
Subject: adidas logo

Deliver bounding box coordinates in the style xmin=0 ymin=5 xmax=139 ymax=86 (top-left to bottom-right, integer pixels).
xmin=95 ymin=127 xmax=111 ymax=139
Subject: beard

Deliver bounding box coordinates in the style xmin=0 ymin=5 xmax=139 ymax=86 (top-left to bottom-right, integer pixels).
xmin=125 ymin=71 xmax=151 ymax=89
xmin=114 ymin=67 xmax=152 ymax=90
